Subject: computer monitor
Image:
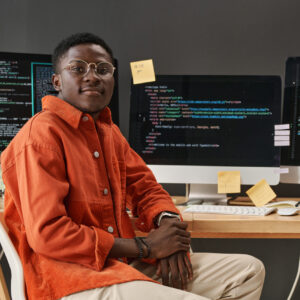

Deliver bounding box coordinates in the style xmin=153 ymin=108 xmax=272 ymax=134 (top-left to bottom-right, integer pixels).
xmin=0 ymin=51 xmax=120 ymax=153
xmin=280 ymin=57 xmax=300 ymax=183
xmin=129 ymin=75 xmax=281 ymax=202
xmin=0 ymin=52 xmax=53 ymax=152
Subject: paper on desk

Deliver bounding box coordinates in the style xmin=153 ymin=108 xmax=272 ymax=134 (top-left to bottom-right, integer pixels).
xmin=274 ymin=140 xmax=290 ymax=146
xmin=274 ymin=168 xmax=289 ymax=174
xmin=274 ymin=124 xmax=290 ymax=130
xmin=274 ymin=135 xmax=289 ymax=141
xmin=246 ymin=179 xmax=276 ymax=207
xmin=130 ymin=59 xmax=156 ymax=84
xmin=218 ymin=171 xmax=241 ymax=194
xmin=275 ymin=130 xmax=290 ymax=136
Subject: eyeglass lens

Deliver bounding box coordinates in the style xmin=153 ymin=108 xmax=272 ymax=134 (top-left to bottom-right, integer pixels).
xmin=68 ymin=61 xmax=114 ymax=77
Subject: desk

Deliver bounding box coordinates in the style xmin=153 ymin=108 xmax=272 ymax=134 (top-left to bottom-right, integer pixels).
xmin=179 ymin=207 xmax=300 ymax=239
xmin=133 ymin=197 xmax=300 ymax=239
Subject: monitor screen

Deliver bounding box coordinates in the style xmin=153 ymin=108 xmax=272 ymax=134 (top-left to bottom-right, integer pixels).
xmin=280 ymin=57 xmax=300 ymax=183
xmin=0 ymin=52 xmax=119 ymax=153
xmin=129 ymin=75 xmax=281 ymax=199
xmin=31 ymin=61 xmax=56 ymax=114
xmin=0 ymin=52 xmax=53 ymax=152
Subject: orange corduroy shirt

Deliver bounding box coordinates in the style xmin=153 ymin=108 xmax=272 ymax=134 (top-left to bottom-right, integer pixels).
xmin=1 ymin=95 xmax=180 ymax=300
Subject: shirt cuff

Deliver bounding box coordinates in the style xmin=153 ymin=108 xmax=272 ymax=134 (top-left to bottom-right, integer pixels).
xmin=156 ymin=211 xmax=181 ymax=226
xmin=92 ymin=226 xmax=115 ymax=271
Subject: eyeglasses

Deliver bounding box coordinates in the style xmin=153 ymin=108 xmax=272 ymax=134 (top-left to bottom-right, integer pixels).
xmin=62 ymin=59 xmax=115 ymax=78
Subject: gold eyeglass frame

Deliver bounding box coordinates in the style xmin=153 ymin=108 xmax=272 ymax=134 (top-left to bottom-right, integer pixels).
xmin=62 ymin=59 xmax=116 ymax=78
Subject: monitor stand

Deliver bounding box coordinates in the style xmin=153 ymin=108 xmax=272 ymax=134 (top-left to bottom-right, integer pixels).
xmin=186 ymin=184 xmax=228 ymax=205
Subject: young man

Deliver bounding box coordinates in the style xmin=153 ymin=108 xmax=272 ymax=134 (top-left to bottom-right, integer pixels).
xmin=1 ymin=33 xmax=265 ymax=300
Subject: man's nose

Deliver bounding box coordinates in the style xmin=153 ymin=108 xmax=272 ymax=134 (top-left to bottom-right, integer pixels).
xmin=83 ymin=65 xmax=101 ymax=81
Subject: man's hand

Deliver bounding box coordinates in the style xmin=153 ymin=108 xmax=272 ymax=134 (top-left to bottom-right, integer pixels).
xmin=145 ymin=218 xmax=191 ymax=259
xmin=156 ymin=251 xmax=193 ymax=290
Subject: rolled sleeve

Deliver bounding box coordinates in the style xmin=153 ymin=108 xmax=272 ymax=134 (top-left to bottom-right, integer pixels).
xmin=93 ymin=227 xmax=115 ymax=270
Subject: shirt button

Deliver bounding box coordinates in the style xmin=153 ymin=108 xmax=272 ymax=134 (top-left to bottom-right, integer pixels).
xmin=107 ymin=226 xmax=114 ymax=233
xmin=93 ymin=151 xmax=100 ymax=158
xmin=82 ymin=116 xmax=89 ymax=122
xmin=103 ymin=188 xmax=108 ymax=195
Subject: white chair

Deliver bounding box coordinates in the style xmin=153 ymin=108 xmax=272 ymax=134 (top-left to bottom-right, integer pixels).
xmin=0 ymin=217 xmax=26 ymax=300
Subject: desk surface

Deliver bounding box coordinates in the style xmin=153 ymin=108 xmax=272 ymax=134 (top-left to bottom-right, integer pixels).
xmin=179 ymin=196 xmax=300 ymax=238
xmin=178 ymin=207 xmax=300 ymax=239
xmin=134 ymin=197 xmax=300 ymax=239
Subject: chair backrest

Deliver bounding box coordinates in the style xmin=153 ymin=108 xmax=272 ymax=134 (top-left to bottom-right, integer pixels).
xmin=0 ymin=216 xmax=26 ymax=300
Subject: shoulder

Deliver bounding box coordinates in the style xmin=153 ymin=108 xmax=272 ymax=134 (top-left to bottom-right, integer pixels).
xmin=1 ymin=110 xmax=64 ymax=171
xmin=28 ymin=110 xmax=66 ymax=147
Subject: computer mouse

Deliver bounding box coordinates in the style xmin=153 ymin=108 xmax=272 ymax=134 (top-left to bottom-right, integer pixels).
xmin=277 ymin=208 xmax=300 ymax=216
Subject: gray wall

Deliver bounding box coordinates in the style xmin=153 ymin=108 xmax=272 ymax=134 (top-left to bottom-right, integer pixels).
xmin=1 ymin=1 xmax=300 ymax=299
xmin=2 ymin=0 xmax=300 ymax=138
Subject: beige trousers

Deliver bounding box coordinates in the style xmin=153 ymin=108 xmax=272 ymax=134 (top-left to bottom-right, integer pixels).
xmin=60 ymin=253 xmax=265 ymax=300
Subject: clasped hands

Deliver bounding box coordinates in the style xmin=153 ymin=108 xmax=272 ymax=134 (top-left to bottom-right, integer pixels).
xmin=144 ymin=218 xmax=193 ymax=290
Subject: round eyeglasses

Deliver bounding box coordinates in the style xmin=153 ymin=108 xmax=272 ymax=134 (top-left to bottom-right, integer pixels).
xmin=62 ymin=59 xmax=115 ymax=79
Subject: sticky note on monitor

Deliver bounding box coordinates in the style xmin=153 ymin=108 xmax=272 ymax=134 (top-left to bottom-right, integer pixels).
xmin=246 ymin=179 xmax=276 ymax=207
xmin=218 ymin=171 xmax=241 ymax=194
xmin=130 ymin=59 xmax=156 ymax=84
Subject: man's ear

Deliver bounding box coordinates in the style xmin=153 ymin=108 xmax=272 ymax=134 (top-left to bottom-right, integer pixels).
xmin=52 ymin=73 xmax=61 ymax=92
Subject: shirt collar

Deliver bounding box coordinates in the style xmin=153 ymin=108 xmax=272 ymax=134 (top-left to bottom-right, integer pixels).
xmin=42 ymin=95 xmax=113 ymax=128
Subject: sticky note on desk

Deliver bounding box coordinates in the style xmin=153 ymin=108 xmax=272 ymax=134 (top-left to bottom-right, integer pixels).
xmin=246 ymin=179 xmax=276 ymax=207
xmin=130 ymin=59 xmax=156 ymax=84
xmin=218 ymin=171 xmax=241 ymax=193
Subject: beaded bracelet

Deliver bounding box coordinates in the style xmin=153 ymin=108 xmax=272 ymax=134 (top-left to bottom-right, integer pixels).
xmin=140 ymin=238 xmax=151 ymax=258
xmin=134 ymin=237 xmax=144 ymax=259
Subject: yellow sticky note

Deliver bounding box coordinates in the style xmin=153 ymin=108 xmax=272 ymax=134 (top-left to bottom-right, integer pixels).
xmin=218 ymin=171 xmax=241 ymax=194
xmin=130 ymin=59 xmax=156 ymax=84
xmin=246 ymin=179 xmax=276 ymax=207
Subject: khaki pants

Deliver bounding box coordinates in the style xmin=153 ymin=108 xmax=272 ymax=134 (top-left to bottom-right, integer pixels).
xmin=61 ymin=253 xmax=265 ymax=300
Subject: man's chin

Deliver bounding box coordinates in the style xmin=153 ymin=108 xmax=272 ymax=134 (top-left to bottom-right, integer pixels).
xmin=81 ymin=106 xmax=107 ymax=115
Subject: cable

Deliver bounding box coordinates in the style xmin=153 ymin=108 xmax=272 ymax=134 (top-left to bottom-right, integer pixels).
xmin=287 ymin=253 xmax=300 ymax=300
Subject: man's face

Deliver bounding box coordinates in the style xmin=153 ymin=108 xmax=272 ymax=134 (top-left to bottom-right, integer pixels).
xmin=52 ymin=43 xmax=114 ymax=119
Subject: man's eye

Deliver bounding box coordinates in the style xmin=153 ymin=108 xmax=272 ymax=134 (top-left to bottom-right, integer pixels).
xmin=98 ymin=67 xmax=109 ymax=75
xmin=70 ymin=66 xmax=85 ymax=73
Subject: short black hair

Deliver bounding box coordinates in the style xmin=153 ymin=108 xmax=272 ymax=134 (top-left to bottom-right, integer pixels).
xmin=52 ymin=32 xmax=114 ymax=73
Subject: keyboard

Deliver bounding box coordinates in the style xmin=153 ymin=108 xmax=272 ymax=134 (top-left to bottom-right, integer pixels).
xmin=184 ymin=205 xmax=276 ymax=216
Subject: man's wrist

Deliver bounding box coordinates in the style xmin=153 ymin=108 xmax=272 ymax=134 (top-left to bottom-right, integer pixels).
xmin=134 ymin=237 xmax=151 ymax=258
xmin=156 ymin=211 xmax=180 ymax=227
xmin=134 ymin=237 xmax=144 ymax=258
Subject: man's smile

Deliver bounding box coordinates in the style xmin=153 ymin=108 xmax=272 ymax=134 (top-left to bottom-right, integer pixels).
xmin=80 ymin=87 xmax=104 ymax=96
